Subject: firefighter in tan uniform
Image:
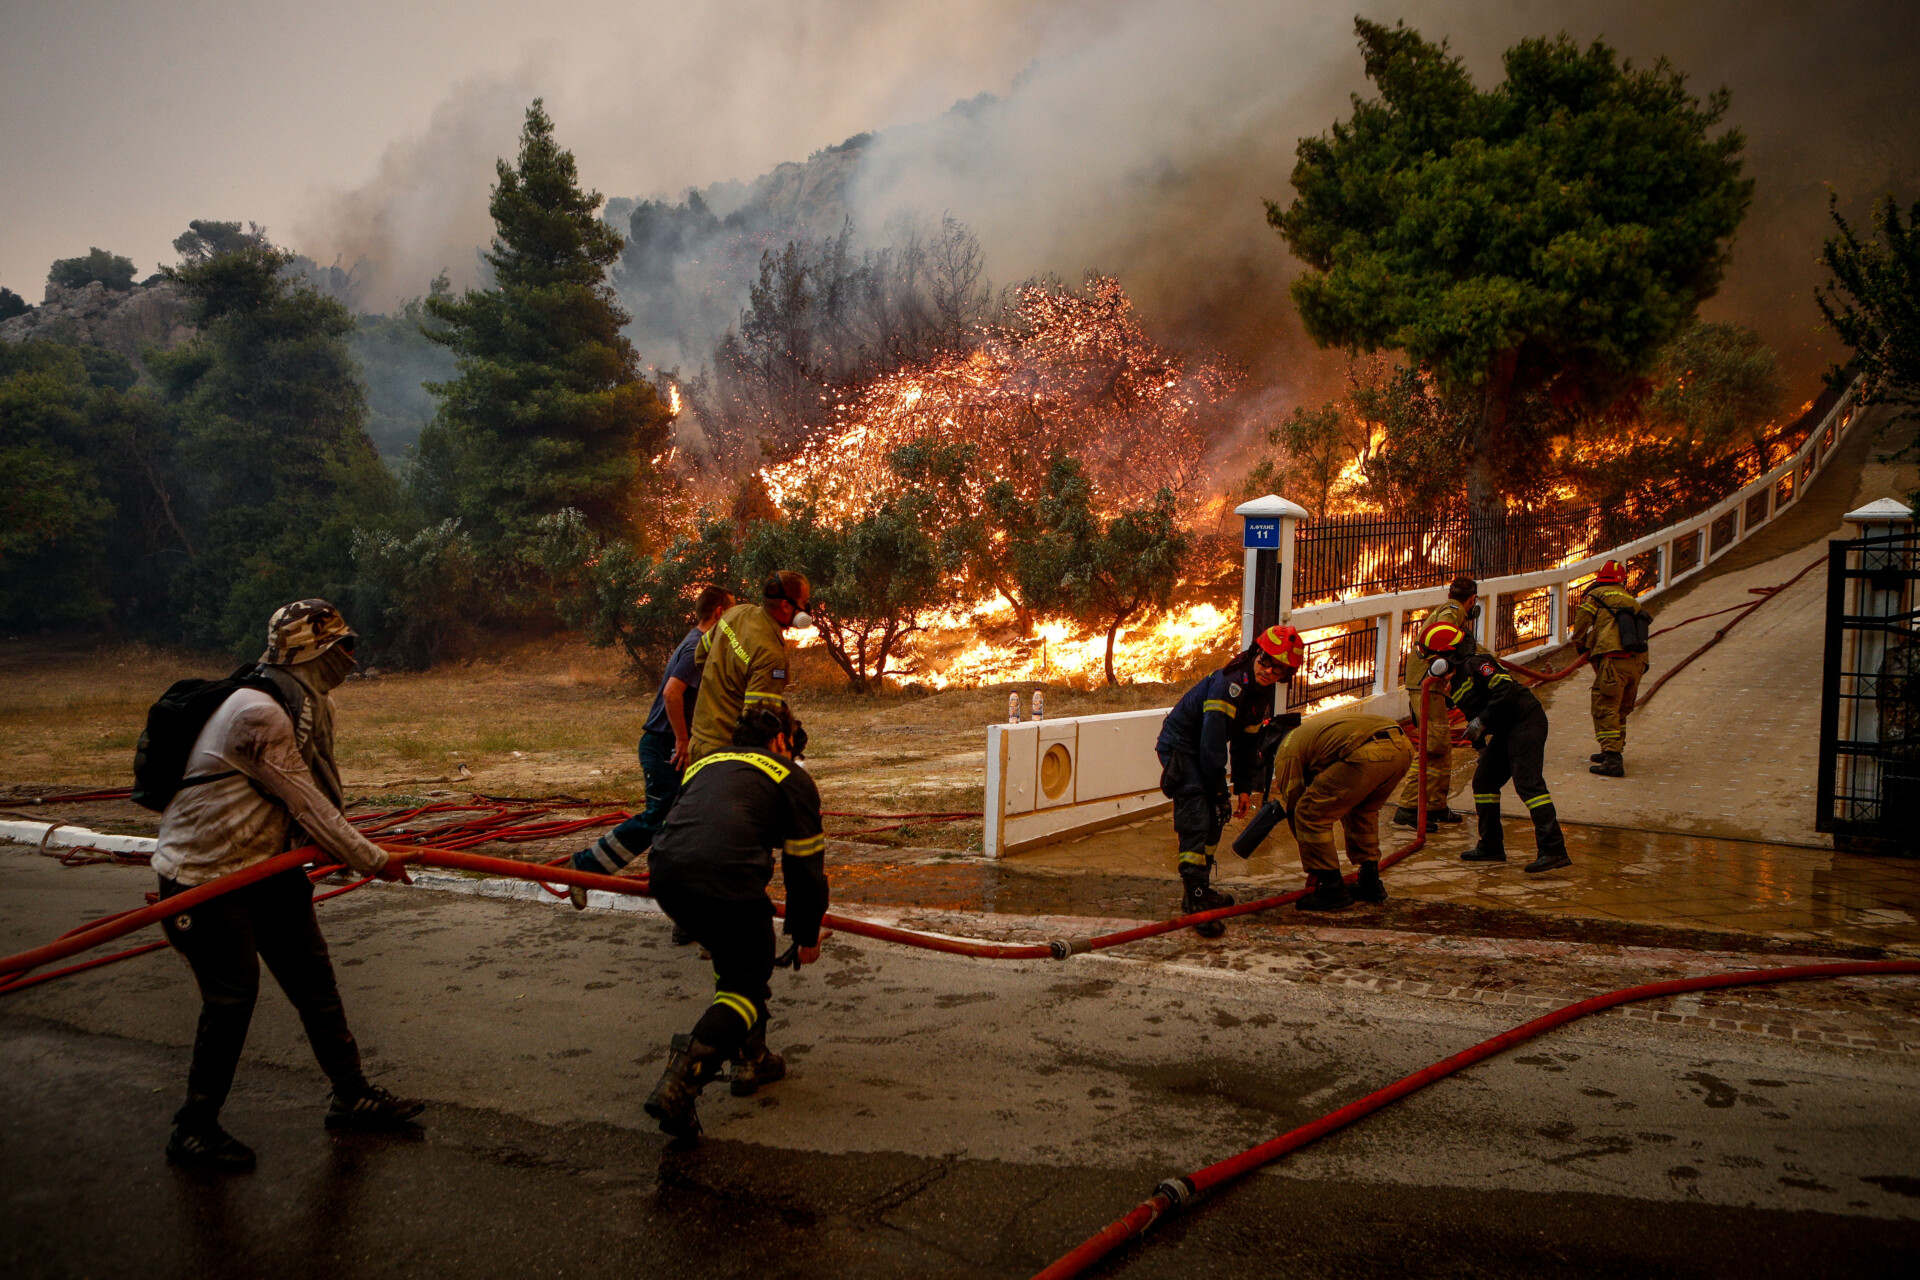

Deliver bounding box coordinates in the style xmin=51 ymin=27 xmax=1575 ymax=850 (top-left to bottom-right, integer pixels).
xmin=1570 ymin=560 xmax=1651 ymax=778
xmin=1269 ymin=705 xmax=1413 ymax=912
xmin=1393 ymin=576 xmax=1478 ymax=828
xmin=690 ymin=571 xmax=812 ymax=762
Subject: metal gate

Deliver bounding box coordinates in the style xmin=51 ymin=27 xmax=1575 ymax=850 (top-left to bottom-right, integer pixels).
xmin=1818 ymin=528 xmax=1920 ymax=853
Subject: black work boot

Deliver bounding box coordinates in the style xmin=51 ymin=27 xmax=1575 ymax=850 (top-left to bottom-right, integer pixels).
xmin=325 ymin=1084 xmax=426 ymax=1132
xmin=1179 ymin=862 xmax=1234 ymax=938
xmin=1589 ymin=752 xmax=1607 ymax=764
xmin=1523 ymin=801 xmax=1573 ymax=874
xmin=1352 ymin=860 xmax=1387 ymax=903
xmin=166 ymin=1122 xmax=256 ymax=1173
xmin=1462 ymin=802 xmax=1506 ymax=861
xmin=730 ymin=1023 xmax=787 ymax=1097
xmin=1296 ymin=870 xmax=1354 ymax=912
xmin=1397 ymin=804 xmax=1464 ymax=827
xmin=644 ymin=1033 xmax=726 ymax=1138
xmin=1589 ymin=751 xmax=1624 ymax=778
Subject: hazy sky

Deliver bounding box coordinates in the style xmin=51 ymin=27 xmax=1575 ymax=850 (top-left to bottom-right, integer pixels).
xmin=5 ymin=0 xmax=1916 ymax=392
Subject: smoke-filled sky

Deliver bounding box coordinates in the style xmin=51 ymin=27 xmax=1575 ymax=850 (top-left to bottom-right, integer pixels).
xmin=5 ymin=0 xmax=1917 ymax=393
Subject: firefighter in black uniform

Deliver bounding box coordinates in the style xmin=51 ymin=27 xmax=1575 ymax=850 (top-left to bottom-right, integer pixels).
xmin=643 ymin=705 xmax=827 ymax=1139
xmin=1425 ymin=623 xmax=1572 ymax=874
xmin=1155 ymin=624 xmax=1304 ymax=936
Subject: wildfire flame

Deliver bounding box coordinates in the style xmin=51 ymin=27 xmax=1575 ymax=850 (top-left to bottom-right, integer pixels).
xmin=760 ymin=275 xmax=1235 ymax=518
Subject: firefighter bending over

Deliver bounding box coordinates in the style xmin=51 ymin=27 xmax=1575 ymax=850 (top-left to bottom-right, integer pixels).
xmin=1426 ymin=624 xmax=1572 ymax=874
xmin=1265 ymin=706 xmax=1413 ymax=911
xmin=643 ymin=705 xmax=827 ymax=1139
xmin=689 ymin=570 xmax=812 ymax=763
xmin=1154 ymin=624 xmax=1303 ymax=937
xmin=1570 ymin=559 xmax=1651 ymax=779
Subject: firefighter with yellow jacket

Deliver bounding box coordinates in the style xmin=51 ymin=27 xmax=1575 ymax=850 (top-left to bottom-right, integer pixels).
xmin=690 ymin=571 xmax=812 ymax=762
xmin=1570 ymin=560 xmax=1651 ymax=779
xmin=1393 ymin=576 xmax=1478 ymax=828
xmin=1267 ymin=705 xmax=1413 ymax=912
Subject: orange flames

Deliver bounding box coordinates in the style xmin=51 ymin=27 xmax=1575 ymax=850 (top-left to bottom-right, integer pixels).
xmin=761 ymin=274 xmax=1234 ymax=517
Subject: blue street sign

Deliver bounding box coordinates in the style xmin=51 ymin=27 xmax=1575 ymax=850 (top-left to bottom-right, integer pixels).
xmin=1243 ymin=517 xmax=1281 ymax=549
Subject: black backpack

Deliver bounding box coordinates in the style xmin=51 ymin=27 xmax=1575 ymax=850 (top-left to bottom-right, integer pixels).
xmin=1609 ymin=604 xmax=1652 ymax=654
xmin=131 ymin=665 xmax=293 ymax=812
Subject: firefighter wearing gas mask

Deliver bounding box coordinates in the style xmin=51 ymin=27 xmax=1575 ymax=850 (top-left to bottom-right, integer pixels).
xmin=1393 ymin=576 xmax=1479 ymax=828
xmin=1424 ymin=624 xmax=1572 ymax=874
xmin=1154 ymin=624 xmax=1304 ymax=936
xmin=1570 ymin=560 xmax=1652 ymax=778
xmin=690 ymin=570 xmax=814 ymax=762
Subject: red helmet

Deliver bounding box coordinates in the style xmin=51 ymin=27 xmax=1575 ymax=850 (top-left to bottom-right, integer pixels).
xmin=1418 ymin=621 xmax=1468 ymax=657
xmin=1595 ymin=560 xmax=1627 ymax=585
xmin=1255 ymin=624 xmax=1305 ymax=668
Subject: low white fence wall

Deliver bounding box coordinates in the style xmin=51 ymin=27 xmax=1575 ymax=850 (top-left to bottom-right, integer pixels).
xmin=1288 ymin=377 xmax=1864 ymax=714
xmin=978 ymin=378 xmax=1867 ymax=856
xmin=983 ymin=709 xmax=1169 ymax=857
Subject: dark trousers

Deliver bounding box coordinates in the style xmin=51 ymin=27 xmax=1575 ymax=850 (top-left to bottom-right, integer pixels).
xmin=1158 ymin=748 xmax=1222 ymax=870
xmin=653 ymin=889 xmax=775 ymax=1057
xmin=1469 ymin=704 xmax=1568 ymax=859
xmin=159 ymin=868 xmax=366 ymax=1127
xmin=578 ymin=730 xmax=681 ymax=873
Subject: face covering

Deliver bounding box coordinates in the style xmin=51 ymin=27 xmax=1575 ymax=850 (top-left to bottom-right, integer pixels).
xmin=305 ymin=643 xmax=358 ymax=693
xmin=1466 ymin=603 xmax=1482 ymax=623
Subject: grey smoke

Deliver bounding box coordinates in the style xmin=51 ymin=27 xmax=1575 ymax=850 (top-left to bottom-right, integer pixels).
xmin=296 ymin=1 xmax=1920 ymax=402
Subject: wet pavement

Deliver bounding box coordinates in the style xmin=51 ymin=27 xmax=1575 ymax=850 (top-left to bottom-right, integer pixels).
xmin=1002 ymin=801 xmax=1920 ymax=953
xmin=6 ymin=846 xmax=1920 ymax=1280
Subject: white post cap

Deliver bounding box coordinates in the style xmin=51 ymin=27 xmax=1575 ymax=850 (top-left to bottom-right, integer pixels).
xmin=1843 ymin=498 xmax=1915 ymax=525
xmin=1234 ymin=495 xmax=1311 ymax=519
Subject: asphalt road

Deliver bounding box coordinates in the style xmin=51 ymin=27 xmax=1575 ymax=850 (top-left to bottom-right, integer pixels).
xmin=4 ymin=852 xmax=1919 ymax=1279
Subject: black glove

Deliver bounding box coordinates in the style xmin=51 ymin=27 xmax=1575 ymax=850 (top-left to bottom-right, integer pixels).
xmin=1212 ymin=793 xmax=1232 ymax=831
xmin=1465 ymin=718 xmax=1489 ymax=749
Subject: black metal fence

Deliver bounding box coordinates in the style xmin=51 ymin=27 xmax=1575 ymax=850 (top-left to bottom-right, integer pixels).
xmin=1818 ymin=528 xmax=1919 ymax=854
xmin=1292 ymin=508 xmax=1601 ymax=606
xmin=1288 ymin=621 xmax=1379 ymax=709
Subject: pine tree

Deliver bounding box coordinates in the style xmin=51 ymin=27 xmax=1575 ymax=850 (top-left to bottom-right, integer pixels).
xmin=421 ymin=100 xmax=668 ymax=549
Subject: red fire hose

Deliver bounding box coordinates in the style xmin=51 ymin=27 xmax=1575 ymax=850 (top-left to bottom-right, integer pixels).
xmin=0 ymin=683 xmax=1439 ymax=985
xmin=1030 ymin=956 xmax=1920 ymax=1280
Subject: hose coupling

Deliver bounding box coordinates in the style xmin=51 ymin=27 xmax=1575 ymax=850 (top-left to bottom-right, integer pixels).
xmin=1151 ymin=1176 xmax=1199 ymax=1220
xmin=1048 ymin=936 xmax=1094 ymax=960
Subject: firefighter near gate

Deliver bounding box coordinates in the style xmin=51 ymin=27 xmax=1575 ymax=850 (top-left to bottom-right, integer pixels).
xmin=643 ymin=704 xmax=827 ymax=1139
xmin=1423 ymin=623 xmax=1573 ymax=874
xmin=1154 ymin=625 xmax=1303 ymax=937
xmin=1570 ymin=559 xmax=1653 ymax=779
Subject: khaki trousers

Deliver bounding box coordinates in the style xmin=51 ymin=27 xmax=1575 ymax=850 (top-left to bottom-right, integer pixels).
xmin=1590 ymin=653 xmax=1649 ymax=751
xmin=1290 ymin=735 xmax=1414 ymax=873
xmin=1395 ymin=685 xmax=1452 ymax=809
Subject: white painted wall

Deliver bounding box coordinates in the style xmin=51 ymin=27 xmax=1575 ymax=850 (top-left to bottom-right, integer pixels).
xmin=983 ymin=708 xmax=1169 ymax=857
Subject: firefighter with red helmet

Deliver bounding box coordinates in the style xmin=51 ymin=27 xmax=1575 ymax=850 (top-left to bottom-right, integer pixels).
xmin=1570 ymin=560 xmax=1652 ymax=778
xmin=1155 ymin=624 xmax=1303 ymax=935
xmin=1392 ymin=576 xmax=1479 ymax=828
xmin=1423 ymin=623 xmax=1572 ymax=874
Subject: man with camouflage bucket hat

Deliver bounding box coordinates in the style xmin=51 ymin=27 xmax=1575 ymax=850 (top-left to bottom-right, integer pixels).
xmin=150 ymin=599 xmax=422 ymax=1172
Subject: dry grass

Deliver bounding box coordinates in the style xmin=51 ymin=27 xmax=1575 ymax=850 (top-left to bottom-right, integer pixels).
xmin=0 ymin=633 xmax=1184 ymax=850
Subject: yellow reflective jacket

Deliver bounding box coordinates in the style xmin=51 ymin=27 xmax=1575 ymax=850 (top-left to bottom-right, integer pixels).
xmin=1272 ymin=706 xmax=1402 ymax=813
xmin=689 ymin=603 xmax=792 ymax=761
xmin=1571 ymin=584 xmax=1643 ymax=656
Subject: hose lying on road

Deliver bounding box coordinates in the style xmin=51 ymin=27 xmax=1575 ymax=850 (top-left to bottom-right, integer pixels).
xmin=0 ymin=685 xmax=1440 ymax=985
xmin=1029 ymin=954 xmax=1920 ymax=1280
